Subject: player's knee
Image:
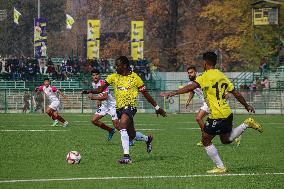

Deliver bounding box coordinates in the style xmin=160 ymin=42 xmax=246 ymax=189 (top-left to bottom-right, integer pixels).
xmin=118 ymin=121 xmax=127 ymax=130
xmin=196 ymin=116 xmax=202 ymax=123
xmin=202 ymin=137 xmax=211 ymax=146
xmin=91 ymin=118 xmax=99 ymax=126
xmin=220 ymin=138 xmax=231 ymax=144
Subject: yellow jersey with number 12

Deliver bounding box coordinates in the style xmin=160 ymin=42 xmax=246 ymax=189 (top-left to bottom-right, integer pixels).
xmin=105 ymin=72 xmax=146 ymax=109
xmin=195 ymin=69 xmax=235 ymax=119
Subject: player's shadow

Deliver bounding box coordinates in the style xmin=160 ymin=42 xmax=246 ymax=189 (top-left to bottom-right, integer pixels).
xmin=134 ymin=155 xmax=181 ymax=163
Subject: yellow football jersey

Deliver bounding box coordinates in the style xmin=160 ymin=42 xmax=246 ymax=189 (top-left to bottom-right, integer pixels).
xmin=105 ymin=72 xmax=145 ymax=109
xmin=195 ymin=69 xmax=235 ymax=119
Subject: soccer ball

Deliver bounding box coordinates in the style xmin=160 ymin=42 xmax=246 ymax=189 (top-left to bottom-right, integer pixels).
xmin=66 ymin=151 xmax=81 ymax=164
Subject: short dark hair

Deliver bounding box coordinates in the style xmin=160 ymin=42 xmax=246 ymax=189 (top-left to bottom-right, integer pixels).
xmin=44 ymin=78 xmax=49 ymax=81
xmin=187 ymin=66 xmax=196 ymax=72
xmin=91 ymin=69 xmax=100 ymax=75
xmin=116 ymin=56 xmax=130 ymax=67
xmin=203 ymin=52 xmax=217 ymax=66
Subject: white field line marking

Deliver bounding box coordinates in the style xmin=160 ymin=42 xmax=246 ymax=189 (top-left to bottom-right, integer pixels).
xmin=0 ymin=173 xmax=283 ymax=184
xmin=0 ymin=130 xmax=68 ymax=132
xmin=73 ymin=121 xmax=159 ymax=125
xmin=0 ymin=125 xmax=61 ymax=127
xmin=177 ymin=122 xmax=284 ymax=125
xmin=0 ymin=125 xmax=200 ymax=132
xmin=137 ymin=128 xmax=199 ymax=131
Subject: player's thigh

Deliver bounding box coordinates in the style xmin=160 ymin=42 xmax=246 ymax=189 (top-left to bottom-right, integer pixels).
xmin=219 ymin=132 xmax=232 ymax=144
xmin=92 ymin=114 xmax=103 ymax=123
xmin=126 ymin=118 xmax=136 ymax=140
xmin=117 ymin=106 xmax=137 ymax=130
xmin=196 ymin=109 xmax=208 ymax=120
xmin=46 ymin=106 xmax=52 ymax=113
xmin=219 ymin=114 xmax=234 ymax=144
xmin=112 ymin=119 xmax=119 ymax=129
xmin=53 ymin=110 xmax=58 ymax=117
xmin=119 ymin=113 xmax=130 ymax=130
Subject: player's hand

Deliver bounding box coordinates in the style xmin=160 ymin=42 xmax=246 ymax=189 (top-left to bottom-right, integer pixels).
xmin=160 ymin=91 xmax=176 ymax=98
xmin=156 ymin=108 xmax=167 ymax=117
xmin=65 ymin=96 xmax=70 ymax=103
xmin=81 ymin=90 xmax=89 ymax=94
xmin=245 ymin=105 xmax=255 ymax=113
xmin=185 ymin=100 xmax=190 ymax=109
xmin=87 ymin=94 xmax=94 ymax=100
xmin=185 ymin=103 xmax=190 ymax=109
xmin=96 ymin=100 xmax=102 ymax=108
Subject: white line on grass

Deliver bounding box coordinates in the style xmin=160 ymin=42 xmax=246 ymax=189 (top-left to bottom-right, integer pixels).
xmin=177 ymin=122 xmax=284 ymax=125
xmin=0 ymin=125 xmax=62 ymax=127
xmin=137 ymin=128 xmax=199 ymax=131
xmin=0 ymin=172 xmax=283 ymax=184
xmin=0 ymin=130 xmax=68 ymax=132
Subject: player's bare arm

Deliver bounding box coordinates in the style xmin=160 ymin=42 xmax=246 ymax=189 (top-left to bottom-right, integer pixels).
xmin=141 ymin=89 xmax=167 ymax=117
xmin=82 ymin=82 xmax=109 ymax=94
xmin=58 ymin=90 xmax=68 ymax=100
xmin=58 ymin=90 xmax=70 ymax=104
xmin=186 ymin=92 xmax=194 ymax=109
xmin=230 ymin=90 xmax=255 ymax=113
xmin=160 ymin=82 xmax=199 ymax=97
xmin=87 ymin=92 xmax=108 ymax=101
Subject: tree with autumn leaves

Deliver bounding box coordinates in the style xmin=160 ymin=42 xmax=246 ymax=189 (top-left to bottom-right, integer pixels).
xmin=199 ymin=0 xmax=284 ymax=70
xmin=0 ymin=0 xmax=283 ymax=71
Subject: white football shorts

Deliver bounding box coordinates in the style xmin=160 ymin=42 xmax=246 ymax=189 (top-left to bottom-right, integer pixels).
xmin=95 ymin=105 xmax=118 ymax=120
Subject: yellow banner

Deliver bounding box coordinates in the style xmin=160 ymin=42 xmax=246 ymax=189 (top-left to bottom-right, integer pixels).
xmin=87 ymin=20 xmax=100 ymax=59
xmin=13 ymin=7 xmax=21 ymax=25
xmin=131 ymin=41 xmax=144 ymax=61
xmin=131 ymin=21 xmax=143 ymax=41
xmin=87 ymin=40 xmax=100 ymax=60
xmin=131 ymin=21 xmax=144 ymax=60
xmin=66 ymin=14 xmax=74 ymax=29
xmin=87 ymin=20 xmax=100 ymax=40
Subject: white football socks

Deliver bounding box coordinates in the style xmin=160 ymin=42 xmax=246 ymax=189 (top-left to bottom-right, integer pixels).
xmin=205 ymin=144 xmax=224 ymax=169
xmin=229 ymin=123 xmax=248 ymax=142
xmin=120 ymin=129 xmax=130 ymax=155
xmin=135 ymin=132 xmax=148 ymax=142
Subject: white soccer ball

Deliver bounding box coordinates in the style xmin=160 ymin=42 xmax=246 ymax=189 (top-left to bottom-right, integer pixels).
xmin=66 ymin=151 xmax=81 ymax=164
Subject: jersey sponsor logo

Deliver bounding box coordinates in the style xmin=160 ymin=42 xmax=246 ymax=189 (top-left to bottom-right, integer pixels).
xmin=212 ymin=120 xmax=217 ymax=127
xmin=117 ymin=86 xmax=131 ymax=91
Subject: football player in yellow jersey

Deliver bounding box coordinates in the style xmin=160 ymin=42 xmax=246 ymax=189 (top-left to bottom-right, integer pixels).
xmin=161 ymin=52 xmax=263 ymax=173
xmin=84 ymin=56 xmax=167 ymax=164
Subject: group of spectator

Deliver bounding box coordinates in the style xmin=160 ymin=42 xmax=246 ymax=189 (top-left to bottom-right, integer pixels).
xmin=240 ymin=76 xmax=270 ymax=91
xmin=129 ymin=58 xmax=151 ymax=81
xmin=0 ymin=56 xmax=152 ymax=82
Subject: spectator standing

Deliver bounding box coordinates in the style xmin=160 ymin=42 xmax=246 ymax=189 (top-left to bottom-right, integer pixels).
xmin=23 ymin=91 xmax=31 ymax=113
xmin=26 ymin=63 xmax=34 ymax=81
xmin=33 ymin=91 xmax=44 ymax=113
xmin=39 ymin=58 xmax=47 ymax=74
xmin=261 ymin=77 xmax=270 ymax=90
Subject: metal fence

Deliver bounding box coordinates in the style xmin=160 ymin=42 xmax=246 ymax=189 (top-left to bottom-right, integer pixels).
xmin=0 ymin=89 xmax=283 ymax=115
